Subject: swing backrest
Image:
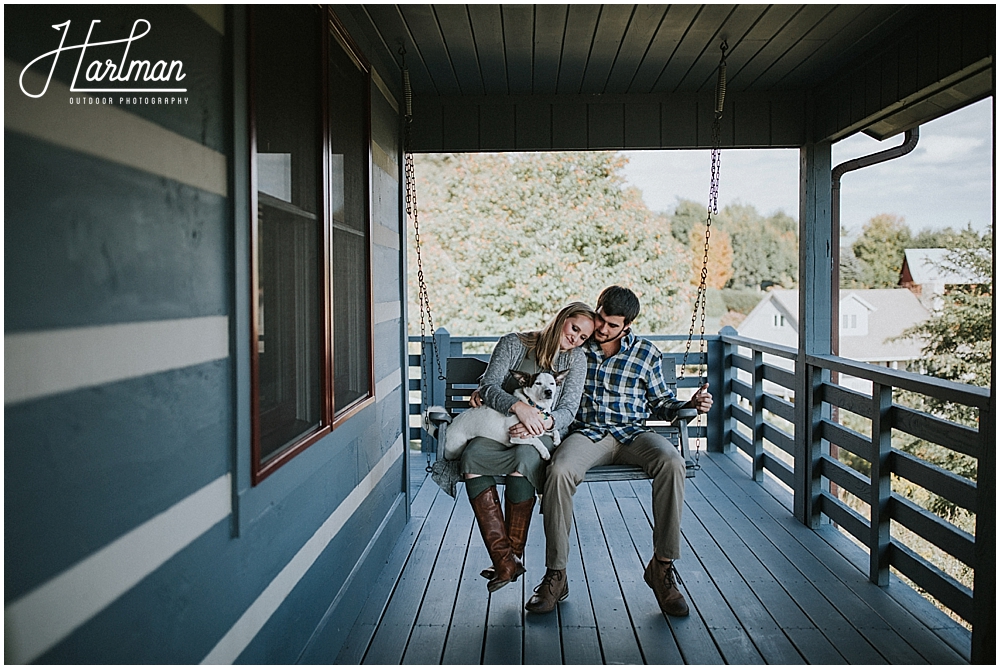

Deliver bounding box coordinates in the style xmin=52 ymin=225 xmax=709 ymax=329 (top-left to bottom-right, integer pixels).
xmin=434 ymin=356 xmax=695 ymax=481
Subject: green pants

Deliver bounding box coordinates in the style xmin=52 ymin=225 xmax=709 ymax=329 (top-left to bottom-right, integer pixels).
xmin=541 ymin=431 xmax=686 ymax=569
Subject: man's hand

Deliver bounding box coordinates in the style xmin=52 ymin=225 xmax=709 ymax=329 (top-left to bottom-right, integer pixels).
xmin=469 ymin=389 xmax=483 ymax=408
xmin=687 ymin=383 xmax=713 ymax=414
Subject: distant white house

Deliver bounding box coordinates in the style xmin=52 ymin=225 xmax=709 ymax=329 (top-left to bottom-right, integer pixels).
xmin=899 ymin=248 xmax=991 ymax=310
xmin=735 ymin=288 xmax=930 ymax=394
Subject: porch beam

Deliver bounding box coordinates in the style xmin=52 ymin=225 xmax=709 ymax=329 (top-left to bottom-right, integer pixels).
xmin=794 ymin=140 xmax=833 ymax=528
xmin=409 ymin=91 xmax=807 ymax=152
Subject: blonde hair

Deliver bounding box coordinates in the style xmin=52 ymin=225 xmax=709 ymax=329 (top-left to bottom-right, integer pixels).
xmin=517 ymin=301 xmax=597 ymax=370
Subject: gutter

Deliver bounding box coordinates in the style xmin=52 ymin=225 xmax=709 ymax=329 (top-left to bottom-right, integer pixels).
xmin=830 ymin=127 xmax=920 ymax=355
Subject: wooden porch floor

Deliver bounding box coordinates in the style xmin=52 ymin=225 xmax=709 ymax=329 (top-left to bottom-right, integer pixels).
xmin=339 ymin=451 xmax=970 ymax=664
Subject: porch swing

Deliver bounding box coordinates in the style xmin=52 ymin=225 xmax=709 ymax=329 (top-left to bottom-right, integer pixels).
xmin=407 ymin=42 xmax=729 ymax=485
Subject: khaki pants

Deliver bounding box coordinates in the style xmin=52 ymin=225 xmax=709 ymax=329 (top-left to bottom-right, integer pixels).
xmin=542 ymin=431 xmax=686 ymax=569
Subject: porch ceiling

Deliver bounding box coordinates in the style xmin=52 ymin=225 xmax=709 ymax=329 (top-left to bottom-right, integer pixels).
xmin=363 ymin=4 xmax=919 ymax=97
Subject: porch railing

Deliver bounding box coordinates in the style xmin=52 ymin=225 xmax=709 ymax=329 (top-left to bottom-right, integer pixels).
xmin=407 ymin=328 xmax=991 ymax=648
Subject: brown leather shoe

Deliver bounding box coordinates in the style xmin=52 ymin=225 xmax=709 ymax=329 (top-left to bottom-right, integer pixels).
xmin=644 ymin=557 xmax=689 ymax=617
xmin=525 ymin=568 xmax=568 ymax=613
xmin=470 ymin=486 xmax=524 ymax=592
xmin=481 ymin=495 xmax=535 ymax=580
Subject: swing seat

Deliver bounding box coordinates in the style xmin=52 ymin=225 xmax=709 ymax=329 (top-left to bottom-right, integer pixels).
xmin=424 ymin=357 xmax=699 ymax=481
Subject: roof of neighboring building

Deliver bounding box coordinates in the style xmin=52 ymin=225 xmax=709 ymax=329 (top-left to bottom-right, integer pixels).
xmin=901 ymin=248 xmax=990 ymax=285
xmin=737 ymin=288 xmax=929 ymax=363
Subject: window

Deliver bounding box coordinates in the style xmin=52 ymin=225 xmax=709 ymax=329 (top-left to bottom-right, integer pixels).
xmin=250 ymin=7 xmax=374 ymax=484
xmin=772 ymin=313 xmax=785 ymax=328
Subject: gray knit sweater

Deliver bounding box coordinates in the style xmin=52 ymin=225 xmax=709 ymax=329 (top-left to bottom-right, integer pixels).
xmin=478 ymin=333 xmax=587 ymax=436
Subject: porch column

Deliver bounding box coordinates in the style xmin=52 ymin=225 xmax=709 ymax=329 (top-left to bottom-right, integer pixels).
xmin=794 ymin=141 xmax=833 ymax=528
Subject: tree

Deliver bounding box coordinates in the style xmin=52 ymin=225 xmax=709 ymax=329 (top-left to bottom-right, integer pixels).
xmin=408 ymin=152 xmax=695 ymax=336
xmin=851 ymin=213 xmax=911 ymax=287
xmin=892 ymin=230 xmax=992 ymax=515
xmin=901 ymin=232 xmax=993 ymax=397
xmin=724 ymin=204 xmax=798 ymax=290
xmin=676 ymin=200 xmax=798 ymax=290
xmin=688 ymin=222 xmax=733 ymax=289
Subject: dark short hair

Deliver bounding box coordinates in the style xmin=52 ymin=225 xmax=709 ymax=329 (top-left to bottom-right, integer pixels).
xmin=596 ymin=285 xmax=640 ymax=324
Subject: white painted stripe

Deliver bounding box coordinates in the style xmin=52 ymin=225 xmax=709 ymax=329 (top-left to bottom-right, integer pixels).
xmin=375 ymin=372 xmax=402 ymax=403
xmin=371 ymin=140 xmax=398 ymax=180
xmin=6 ymin=59 xmax=228 ymax=197
xmin=373 ymin=220 xmax=401 ymax=250
xmin=373 ymin=300 xmax=401 ymax=324
xmin=202 ymin=439 xmax=404 ymax=664
xmin=372 ymin=68 xmax=399 ymax=114
xmin=4 ymin=475 xmax=232 ymax=664
xmin=5 ymin=316 xmax=230 ymax=405
xmin=188 ymin=4 xmax=225 ymax=34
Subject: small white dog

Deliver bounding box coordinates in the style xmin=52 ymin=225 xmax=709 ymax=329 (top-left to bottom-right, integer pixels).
xmin=425 ymin=369 xmax=569 ymax=461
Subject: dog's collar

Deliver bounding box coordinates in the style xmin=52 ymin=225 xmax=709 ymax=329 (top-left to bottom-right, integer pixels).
xmin=523 ymin=397 xmax=552 ymax=421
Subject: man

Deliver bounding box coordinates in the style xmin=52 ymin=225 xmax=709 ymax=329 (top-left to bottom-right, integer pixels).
xmin=513 ymin=285 xmax=712 ymax=617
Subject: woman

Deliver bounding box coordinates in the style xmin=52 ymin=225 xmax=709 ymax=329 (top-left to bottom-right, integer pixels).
xmin=461 ymin=302 xmax=596 ymax=592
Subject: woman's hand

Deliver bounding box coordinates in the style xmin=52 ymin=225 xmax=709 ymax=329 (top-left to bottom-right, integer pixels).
xmin=511 ymin=401 xmax=548 ymax=437
xmin=468 ymin=389 xmax=483 ymax=408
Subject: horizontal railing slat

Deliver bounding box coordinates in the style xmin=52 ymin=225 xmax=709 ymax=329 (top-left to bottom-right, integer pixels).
xmin=818 ymin=455 xmax=870 ymax=501
xmin=762 ymin=392 xmax=795 ymax=423
xmin=730 ymin=353 xmax=753 ymax=373
xmin=818 ymin=491 xmax=869 ymax=545
xmin=819 ymin=419 xmax=873 ymax=462
xmin=891 ymin=449 xmax=977 ymax=511
xmin=892 ymin=405 xmax=981 ymax=459
xmin=731 ymin=378 xmax=752 ymax=402
xmin=761 ymin=363 xmax=795 ymax=392
xmin=889 ymin=541 xmax=973 ymax=623
xmin=762 ymin=422 xmax=794 ymax=457
xmin=762 ymin=451 xmax=794 ymax=488
xmin=890 ymin=494 xmax=975 ymax=567
xmin=821 ymin=382 xmax=872 ymax=419
xmin=721 ymin=334 xmax=797 ymax=360
xmin=731 ymin=429 xmax=752 ymax=457
xmin=807 ymin=354 xmax=990 ymax=409
xmin=731 ymin=403 xmax=752 ymax=428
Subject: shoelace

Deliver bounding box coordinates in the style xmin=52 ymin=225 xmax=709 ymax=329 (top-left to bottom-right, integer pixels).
xmin=534 ymin=570 xmax=561 ymax=593
xmin=656 ymin=561 xmax=679 ymax=589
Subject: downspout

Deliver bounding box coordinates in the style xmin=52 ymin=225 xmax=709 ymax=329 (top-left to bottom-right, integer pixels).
xmin=828 ymin=128 xmax=920 ymax=491
xmin=831 ymin=127 xmax=920 ymax=356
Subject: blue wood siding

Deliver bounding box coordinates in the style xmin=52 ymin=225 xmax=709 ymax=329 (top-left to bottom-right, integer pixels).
xmin=5 ymin=134 xmax=229 ymax=331
xmin=6 ymin=6 xmax=408 ymax=663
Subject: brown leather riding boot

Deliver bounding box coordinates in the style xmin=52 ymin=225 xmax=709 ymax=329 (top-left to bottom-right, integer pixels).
xmin=470 ymin=486 xmax=523 ymax=592
xmin=481 ymin=495 xmax=535 ymax=580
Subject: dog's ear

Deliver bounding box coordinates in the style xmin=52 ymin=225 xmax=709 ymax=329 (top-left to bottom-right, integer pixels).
xmin=510 ymin=370 xmax=532 ymax=387
xmin=552 ymin=368 xmax=571 ymax=385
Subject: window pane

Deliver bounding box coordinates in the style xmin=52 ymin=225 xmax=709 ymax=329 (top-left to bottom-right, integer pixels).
xmin=329 ymin=33 xmax=372 ymax=413
xmin=253 ymin=6 xmax=323 ymax=461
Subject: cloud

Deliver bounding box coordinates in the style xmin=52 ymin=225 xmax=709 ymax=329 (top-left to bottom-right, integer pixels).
xmin=623 ymin=97 xmax=993 ymax=234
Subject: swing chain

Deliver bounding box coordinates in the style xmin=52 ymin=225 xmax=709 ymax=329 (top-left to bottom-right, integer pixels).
xmin=400 ymin=45 xmax=445 ymax=421
xmin=680 ymin=40 xmax=727 ymax=469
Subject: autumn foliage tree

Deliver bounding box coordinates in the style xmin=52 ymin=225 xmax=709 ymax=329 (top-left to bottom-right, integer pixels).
xmin=689 ymin=222 xmax=734 ymax=289
xmin=408 ymin=152 xmax=695 ymax=336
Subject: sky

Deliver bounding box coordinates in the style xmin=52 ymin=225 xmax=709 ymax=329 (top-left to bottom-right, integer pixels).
xmin=621 ymin=97 xmax=994 ymax=239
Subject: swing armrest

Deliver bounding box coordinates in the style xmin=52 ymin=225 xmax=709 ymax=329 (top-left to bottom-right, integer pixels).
xmin=425 ymin=411 xmax=452 ymax=462
xmin=671 ymin=408 xmax=698 ymax=478
xmin=672 ymin=408 xmax=698 ymax=423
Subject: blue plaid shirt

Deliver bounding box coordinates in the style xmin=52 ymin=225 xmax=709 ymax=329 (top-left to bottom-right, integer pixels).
xmin=572 ymin=331 xmax=687 ymax=444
